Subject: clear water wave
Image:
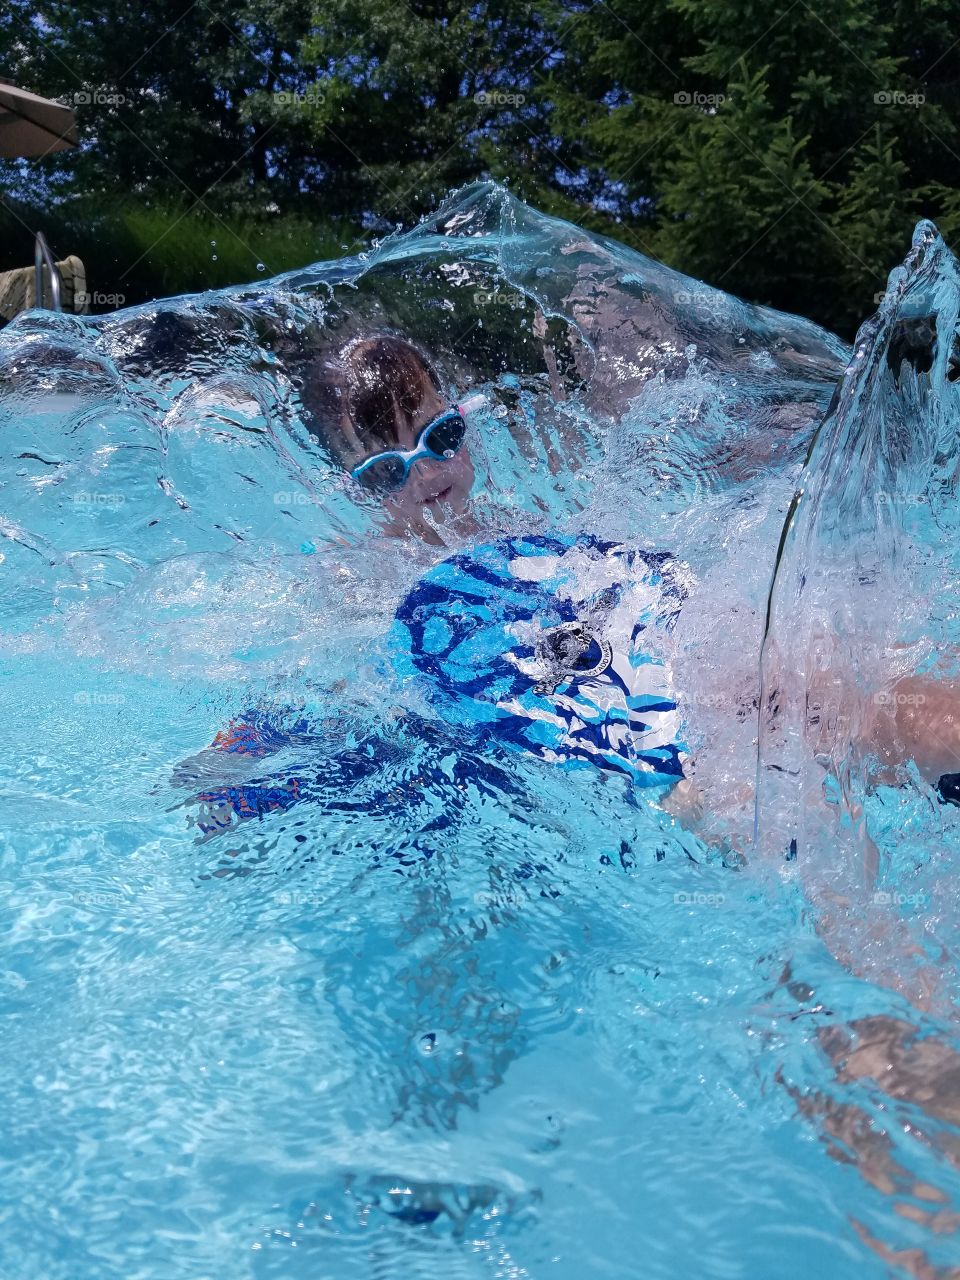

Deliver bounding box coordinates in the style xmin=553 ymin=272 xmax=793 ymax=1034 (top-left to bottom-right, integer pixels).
xmin=2 ymin=182 xmax=959 ymax=1279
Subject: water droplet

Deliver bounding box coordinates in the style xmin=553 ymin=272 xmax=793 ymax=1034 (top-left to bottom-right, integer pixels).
xmin=210 ymin=240 xmax=217 ymax=247
xmin=256 ymin=262 xmax=265 ymax=272
xmin=211 ymin=254 xmax=218 ymax=261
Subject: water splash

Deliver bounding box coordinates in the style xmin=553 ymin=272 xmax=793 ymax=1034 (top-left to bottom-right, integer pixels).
xmin=0 ymin=181 xmax=845 ymax=681
xmin=8 ymin=182 xmax=960 ymax=1278
xmin=756 ymin=218 xmax=960 ymax=1004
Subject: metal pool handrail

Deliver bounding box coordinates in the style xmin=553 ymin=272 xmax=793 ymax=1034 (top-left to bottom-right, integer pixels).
xmin=34 ymin=231 xmax=62 ymax=312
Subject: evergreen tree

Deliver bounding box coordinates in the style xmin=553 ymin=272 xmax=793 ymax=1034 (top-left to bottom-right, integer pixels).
xmin=2 ymin=0 xmax=959 ymax=330
xmin=655 ymin=66 xmax=833 ymax=320
xmin=550 ymin=0 xmax=960 ymax=330
xmin=831 ymin=129 xmax=918 ymax=326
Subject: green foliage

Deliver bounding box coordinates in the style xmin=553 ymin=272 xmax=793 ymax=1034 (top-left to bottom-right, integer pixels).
xmin=6 ymin=0 xmax=322 ymax=210
xmin=2 ymin=0 xmax=959 ymax=332
xmin=116 ymin=205 xmax=361 ymax=299
xmin=654 ymin=66 xmax=833 ymax=321
xmin=0 ymin=197 xmax=360 ymax=310
xmin=260 ymin=0 xmax=572 ymax=226
xmin=831 ymin=130 xmax=919 ymax=327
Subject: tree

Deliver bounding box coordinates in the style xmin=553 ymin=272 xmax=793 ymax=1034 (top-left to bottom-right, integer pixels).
xmin=654 ymin=66 xmax=833 ymax=320
xmin=549 ymin=0 xmax=960 ymax=331
xmin=2 ymin=0 xmax=959 ymax=331
xmin=5 ymin=0 xmax=313 ymax=211
xmin=248 ymin=0 xmax=572 ymax=227
xmin=831 ymin=129 xmax=919 ymax=327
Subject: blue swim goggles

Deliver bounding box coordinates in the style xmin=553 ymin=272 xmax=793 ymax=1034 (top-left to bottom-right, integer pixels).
xmin=350 ymin=406 xmax=467 ymax=493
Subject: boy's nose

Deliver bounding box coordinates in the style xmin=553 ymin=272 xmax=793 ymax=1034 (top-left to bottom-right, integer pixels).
xmin=411 ymin=455 xmax=446 ymax=482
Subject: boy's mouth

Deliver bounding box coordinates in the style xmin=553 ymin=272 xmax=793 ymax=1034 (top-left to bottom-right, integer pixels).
xmin=424 ymin=483 xmax=454 ymax=505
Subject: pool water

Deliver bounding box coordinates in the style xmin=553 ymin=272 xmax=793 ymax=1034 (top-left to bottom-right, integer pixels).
xmin=2 ymin=182 xmax=959 ymax=1279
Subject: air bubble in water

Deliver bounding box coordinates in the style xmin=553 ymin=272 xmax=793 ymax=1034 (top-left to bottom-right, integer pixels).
xmin=256 ymin=263 xmax=265 ymax=272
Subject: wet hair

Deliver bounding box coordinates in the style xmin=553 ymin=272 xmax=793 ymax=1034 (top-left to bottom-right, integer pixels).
xmin=305 ymin=333 xmax=443 ymax=461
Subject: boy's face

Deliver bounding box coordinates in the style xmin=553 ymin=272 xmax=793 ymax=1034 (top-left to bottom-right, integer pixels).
xmin=344 ymin=385 xmax=476 ymax=542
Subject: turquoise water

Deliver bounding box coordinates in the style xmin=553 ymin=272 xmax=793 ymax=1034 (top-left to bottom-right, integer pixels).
xmin=2 ymin=183 xmax=959 ymax=1278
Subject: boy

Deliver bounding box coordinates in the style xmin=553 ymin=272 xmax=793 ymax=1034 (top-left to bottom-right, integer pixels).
xmin=300 ymin=333 xmax=478 ymax=546
xmin=182 ymin=332 xmax=960 ymax=852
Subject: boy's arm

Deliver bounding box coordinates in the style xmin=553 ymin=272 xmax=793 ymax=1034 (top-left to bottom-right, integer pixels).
xmin=862 ymin=674 xmax=960 ymax=784
xmin=171 ymin=711 xmax=307 ymax=836
xmin=170 ymin=711 xmax=301 ymax=789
